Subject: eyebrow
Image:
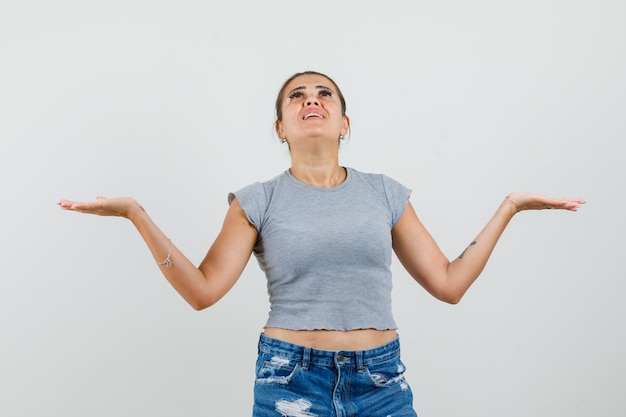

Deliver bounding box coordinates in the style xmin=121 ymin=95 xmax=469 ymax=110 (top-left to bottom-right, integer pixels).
xmin=287 ymin=85 xmax=334 ymax=96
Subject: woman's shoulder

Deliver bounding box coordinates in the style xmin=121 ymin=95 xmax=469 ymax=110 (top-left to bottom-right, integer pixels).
xmin=234 ymin=170 xmax=288 ymax=191
xmin=347 ymin=167 xmax=408 ymax=190
xmin=228 ymin=170 xmax=289 ymax=204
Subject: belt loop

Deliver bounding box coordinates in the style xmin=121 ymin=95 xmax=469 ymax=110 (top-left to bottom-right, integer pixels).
xmin=302 ymin=348 xmax=311 ymax=370
xmin=355 ymin=351 xmax=364 ymax=372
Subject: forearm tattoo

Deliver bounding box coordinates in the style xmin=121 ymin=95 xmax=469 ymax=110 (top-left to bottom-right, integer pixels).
xmin=458 ymin=240 xmax=477 ymax=259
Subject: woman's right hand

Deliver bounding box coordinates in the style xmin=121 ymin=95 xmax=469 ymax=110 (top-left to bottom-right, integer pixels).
xmin=58 ymin=196 xmax=141 ymax=219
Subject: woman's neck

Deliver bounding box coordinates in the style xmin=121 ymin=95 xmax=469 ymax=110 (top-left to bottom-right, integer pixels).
xmin=289 ymin=161 xmax=346 ymax=188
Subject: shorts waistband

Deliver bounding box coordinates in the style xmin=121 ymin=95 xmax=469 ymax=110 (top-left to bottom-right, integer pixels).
xmin=258 ymin=333 xmax=401 ymax=370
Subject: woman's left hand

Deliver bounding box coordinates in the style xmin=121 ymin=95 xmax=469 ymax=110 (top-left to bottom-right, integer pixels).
xmin=505 ymin=192 xmax=585 ymax=213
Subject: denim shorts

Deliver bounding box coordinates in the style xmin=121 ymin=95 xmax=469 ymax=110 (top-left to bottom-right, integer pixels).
xmin=253 ymin=333 xmax=418 ymax=417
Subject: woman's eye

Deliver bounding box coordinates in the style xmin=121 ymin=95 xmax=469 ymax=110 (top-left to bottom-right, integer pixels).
xmin=288 ymin=91 xmax=303 ymax=99
xmin=319 ymin=89 xmax=333 ymax=97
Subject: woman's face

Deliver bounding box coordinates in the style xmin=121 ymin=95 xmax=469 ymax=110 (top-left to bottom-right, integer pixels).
xmin=276 ymin=74 xmax=349 ymax=143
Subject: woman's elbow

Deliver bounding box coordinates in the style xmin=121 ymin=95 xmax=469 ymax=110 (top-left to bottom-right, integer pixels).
xmin=190 ymin=301 xmax=210 ymax=311
xmin=440 ymin=294 xmax=462 ymax=305
xmin=432 ymin=287 xmax=465 ymax=305
xmin=188 ymin=294 xmax=218 ymax=311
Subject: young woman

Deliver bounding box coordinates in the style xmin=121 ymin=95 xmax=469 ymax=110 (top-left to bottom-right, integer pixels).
xmin=59 ymin=71 xmax=584 ymax=416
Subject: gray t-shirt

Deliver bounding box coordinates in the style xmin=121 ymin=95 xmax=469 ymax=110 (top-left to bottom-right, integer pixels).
xmin=229 ymin=167 xmax=411 ymax=331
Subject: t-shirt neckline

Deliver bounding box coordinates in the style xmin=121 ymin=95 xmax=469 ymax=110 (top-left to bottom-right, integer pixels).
xmin=285 ymin=167 xmax=352 ymax=191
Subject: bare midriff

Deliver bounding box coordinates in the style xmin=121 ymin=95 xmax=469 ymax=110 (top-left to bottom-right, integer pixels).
xmin=263 ymin=328 xmax=397 ymax=351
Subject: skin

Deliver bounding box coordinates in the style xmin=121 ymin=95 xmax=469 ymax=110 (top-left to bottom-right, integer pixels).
xmin=275 ymin=74 xmax=351 ymax=188
xmin=59 ymin=73 xmax=585 ymax=351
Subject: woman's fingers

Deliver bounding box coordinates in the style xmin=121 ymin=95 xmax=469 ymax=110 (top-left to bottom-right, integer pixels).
xmin=58 ymin=198 xmax=101 ymax=214
xmin=57 ymin=199 xmax=74 ymax=210
xmin=542 ymin=198 xmax=584 ymax=211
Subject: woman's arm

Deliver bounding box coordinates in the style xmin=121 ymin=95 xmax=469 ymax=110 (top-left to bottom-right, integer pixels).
xmin=391 ymin=192 xmax=584 ymax=304
xmin=58 ymin=196 xmax=257 ymax=310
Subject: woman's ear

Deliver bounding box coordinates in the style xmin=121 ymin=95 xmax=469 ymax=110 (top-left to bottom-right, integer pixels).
xmin=341 ymin=116 xmax=350 ymax=137
xmin=275 ymin=120 xmax=284 ymax=139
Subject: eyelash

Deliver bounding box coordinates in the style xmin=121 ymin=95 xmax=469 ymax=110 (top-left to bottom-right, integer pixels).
xmin=288 ymin=90 xmax=333 ymax=100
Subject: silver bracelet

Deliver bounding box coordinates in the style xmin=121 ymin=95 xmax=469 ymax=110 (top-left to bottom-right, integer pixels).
xmin=158 ymin=238 xmax=173 ymax=268
xmin=506 ymin=196 xmax=517 ymax=209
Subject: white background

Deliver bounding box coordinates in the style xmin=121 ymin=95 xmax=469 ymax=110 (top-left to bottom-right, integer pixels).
xmin=1 ymin=1 xmax=624 ymax=416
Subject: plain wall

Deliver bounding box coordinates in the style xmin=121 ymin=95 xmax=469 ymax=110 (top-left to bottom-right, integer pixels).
xmin=1 ymin=1 xmax=624 ymax=416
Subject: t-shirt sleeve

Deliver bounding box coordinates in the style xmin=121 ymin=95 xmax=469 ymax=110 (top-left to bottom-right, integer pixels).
xmin=228 ymin=182 xmax=267 ymax=232
xmin=381 ymin=175 xmax=412 ymax=226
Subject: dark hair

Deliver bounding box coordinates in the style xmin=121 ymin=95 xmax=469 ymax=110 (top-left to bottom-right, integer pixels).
xmin=274 ymin=71 xmax=347 ymax=121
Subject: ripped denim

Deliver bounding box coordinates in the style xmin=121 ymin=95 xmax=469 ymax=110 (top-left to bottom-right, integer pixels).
xmin=252 ymin=333 xmax=418 ymax=417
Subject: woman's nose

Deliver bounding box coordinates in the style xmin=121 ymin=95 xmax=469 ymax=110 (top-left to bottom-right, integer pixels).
xmin=305 ymin=97 xmax=319 ymax=106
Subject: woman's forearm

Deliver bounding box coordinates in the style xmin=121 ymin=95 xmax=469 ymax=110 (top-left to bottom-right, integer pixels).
xmin=126 ymin=201 xmax=211 ymax=309
xmin=442 ymin=198 xmax=517 ymax=303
